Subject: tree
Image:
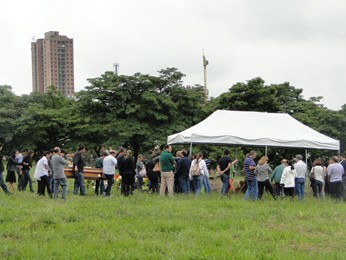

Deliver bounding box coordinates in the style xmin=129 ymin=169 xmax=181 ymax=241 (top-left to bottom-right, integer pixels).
xmin=75 ymin=68 xmax=205 ymax=159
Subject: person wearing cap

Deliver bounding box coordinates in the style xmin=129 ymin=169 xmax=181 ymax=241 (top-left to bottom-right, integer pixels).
xmin=271 ymin=159 xmax=288 ymax=197
xmin=294 ymin=154 xmax=308 ymax=200
xmin=103 ymin=150 xmax=118 ymax=197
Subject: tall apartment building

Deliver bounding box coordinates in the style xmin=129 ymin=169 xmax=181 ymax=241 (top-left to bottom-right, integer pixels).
xmin=31 ymin=31 xmax=74 ymax=96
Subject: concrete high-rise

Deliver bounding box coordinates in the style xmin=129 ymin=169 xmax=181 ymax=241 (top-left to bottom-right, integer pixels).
xmin=31 ymin=31 xmax=74 ymax=96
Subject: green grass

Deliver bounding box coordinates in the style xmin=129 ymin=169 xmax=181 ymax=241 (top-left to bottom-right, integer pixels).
xmin=0 ymin=180 xmax=346 ymax=259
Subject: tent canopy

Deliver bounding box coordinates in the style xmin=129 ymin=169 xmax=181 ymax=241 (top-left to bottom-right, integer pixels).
xmin=167 ymin=110 xmax=340 ymax=150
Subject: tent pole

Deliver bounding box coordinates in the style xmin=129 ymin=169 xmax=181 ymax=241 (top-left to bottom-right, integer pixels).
xmin=265 ymin=146 xmax=268 ymax=156
xmin=305 ymin=149 xmax=308 ymax=164
xmin=189 ymin=142 xmax=193 ymax=156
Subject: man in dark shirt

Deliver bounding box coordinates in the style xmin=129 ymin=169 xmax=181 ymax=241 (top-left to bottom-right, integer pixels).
xmin=176 ymin=150 xmax=191 ymax=194
xmin=22 ymin=150 xmax=35 ymax=193
xmin=217 ymin=149 xmax=238 ymax=195
xmin=73 ymin=146 xmax=86 ymax=196
xmin=0 ymin=143 xmax=10 ymax=195
xmin=116 ymin=147 xmax=127 ymax=195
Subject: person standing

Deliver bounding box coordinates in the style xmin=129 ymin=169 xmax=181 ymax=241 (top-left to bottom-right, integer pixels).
xmin=176 ymin=150 xmax=191 ymax=194
xmin=338 ymin=153 xmax=346 ymax=201
xmin=103 ymin=150 xmax=117 ymax=197
xmin=217 ymin=149 xmax=238 ymax=195
xmin=189 ymin=152 xmax=208 ymax=196
xmin=202 ymin=151 xmax=212 ymax=194
xmin=21 ymin=150 xmax=35 ymax=193
xmin=136 ymin=154 xmax=146 ymax=191
xmin=73 ymin=146 xmax=86 ymax=196
xmin=280 ymin=160 xmax=297 ymax=198
xmin=0 ymin=144 xmax=11 ymax=195
xmin=244 ymin=151 xmax=258 ymax=200
xmin=116 ymin=147 xmax=127 ymax=196
xmin=146 ymin=155 xmax=160 ymax=193
xmin=294 ymin=154 xmax=308 ymax=200
xmin=310 ymin=158 xmax=325 ymax=198
xmin=159 ymin=145 xmax=175 ymax=196
xmin=327 ymin=156 xmax=344 ymax=200
xmin=16 ymin=149 xmax=27 ymax=191
xmin=6 ymin=150 xmax=19 ymax=193
xmin=120 ymin=150 xmax=135 ymax=196
xmin=95 ymin=152 xmax=107 ymax=195
xmin=255 ymin=156 xmax=276 ymax=200
xmin=51 ymin=147 xmax=69 ymax=199
xmin=271 ymin=159 xmax=287 ymax=197
xmin=34 ymin=151 xmax=52 ymax=197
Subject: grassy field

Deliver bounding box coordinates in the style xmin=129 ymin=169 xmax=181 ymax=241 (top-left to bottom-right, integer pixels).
xmin=1 ymin=179 xmax=346 ymax=259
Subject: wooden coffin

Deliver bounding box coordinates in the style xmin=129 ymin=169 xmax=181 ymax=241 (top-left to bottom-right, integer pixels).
xmin=64 ymin=167 xmax=103 ymax=180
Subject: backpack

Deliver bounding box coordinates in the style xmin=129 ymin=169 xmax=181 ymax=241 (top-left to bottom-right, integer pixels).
xmin=191 ymin=160 xmax=201 ymax=176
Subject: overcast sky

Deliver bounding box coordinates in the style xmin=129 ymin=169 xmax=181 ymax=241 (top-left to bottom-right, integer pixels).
xmin=1 ymin=0 xmax=345 ymax=110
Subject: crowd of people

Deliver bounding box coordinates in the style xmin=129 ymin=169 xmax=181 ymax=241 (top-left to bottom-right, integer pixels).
xmin=0 ymin=142 xmax=345 ymax=202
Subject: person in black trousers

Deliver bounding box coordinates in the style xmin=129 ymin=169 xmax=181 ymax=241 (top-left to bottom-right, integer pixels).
xmin=120 ymin=150 xmax=135 ymax=196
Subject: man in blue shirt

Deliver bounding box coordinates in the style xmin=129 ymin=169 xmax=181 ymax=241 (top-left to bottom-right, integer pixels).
xmin=244 ymin=150 xmax=258 ymax=200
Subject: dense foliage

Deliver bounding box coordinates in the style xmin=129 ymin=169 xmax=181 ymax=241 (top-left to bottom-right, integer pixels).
xmin=0 ymin=69 xmax=345 ymax=160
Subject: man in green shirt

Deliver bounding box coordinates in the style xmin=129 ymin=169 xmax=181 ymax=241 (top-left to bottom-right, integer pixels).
xmin=271 ymin=159 xmax=287 ymax=196
xmin=159 ymin=145 xmax=175 ymax=196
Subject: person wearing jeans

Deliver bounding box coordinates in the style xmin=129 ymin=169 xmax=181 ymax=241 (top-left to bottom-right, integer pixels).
xmin=294 ymin=155 xmax=308 ymax=200
xmin=310 ymin=158 xmax=325 ymax=198
xmin=189 ymin=152 xmax=208 ymax=196
xmin=176 ymin=150 xmax=191 ymax=194
xmin=245 ymin=178 xmax=258 ymax=200
xmin=73 ymin=146 xmax=86 ymax=196
xmin=217 ymin=149 xmax=238 ymax=195
xmin=243 ymin=151 xmax=258 ymax=200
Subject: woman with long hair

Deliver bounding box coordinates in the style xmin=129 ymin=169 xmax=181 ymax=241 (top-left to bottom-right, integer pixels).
xmin=255 ymin=156 xmax=275 ymax=199
xmin=280 ymin=160 xmax=297 ymax=198
xmin=6 ymin=150 xmax=19 ymax=193
xmin=189 ymin=152 xmax=208 ymax=196
xmin=120 ymin=150 xmax=136 ymax=196
xmin=310 ymin=158 xmax=324 ymax=198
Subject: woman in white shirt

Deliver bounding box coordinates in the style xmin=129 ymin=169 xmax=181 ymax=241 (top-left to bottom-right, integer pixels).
xmin=189 ymin=152 xmax=208 ymax=196
xmin=310 ymin=158 xmax=324 ymax=198
xmin=280 ymin=160 xmax=297 ymax=198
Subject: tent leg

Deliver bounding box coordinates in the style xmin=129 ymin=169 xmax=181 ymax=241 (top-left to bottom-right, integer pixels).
xmin=305 ymin=149 xmax=308 ymax=164
xmin=189 ymin=142 xmax=193 ymax=156
xmin=265 ymin=146 xmax=268 ymax=156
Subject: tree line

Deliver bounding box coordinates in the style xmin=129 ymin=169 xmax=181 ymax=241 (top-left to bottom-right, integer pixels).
xmin=1 ymin=68 xmax=345 ymax=163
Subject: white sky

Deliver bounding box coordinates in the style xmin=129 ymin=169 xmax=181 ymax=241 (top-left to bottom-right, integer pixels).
xmin=1 ymin=0 xmax=346 ymax=110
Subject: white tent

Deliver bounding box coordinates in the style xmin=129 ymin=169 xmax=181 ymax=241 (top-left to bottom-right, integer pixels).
xmin=167 ymin=110 xmax=340 ymax=151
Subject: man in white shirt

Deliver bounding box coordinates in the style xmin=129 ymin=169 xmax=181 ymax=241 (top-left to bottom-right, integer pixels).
xmin=294 ymin=154 xmax=308 ymax=200
xmin=34 ymin=151 xmax=52 ymax=197
xmin=103 ymin=150 xmax=118 ymax=197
